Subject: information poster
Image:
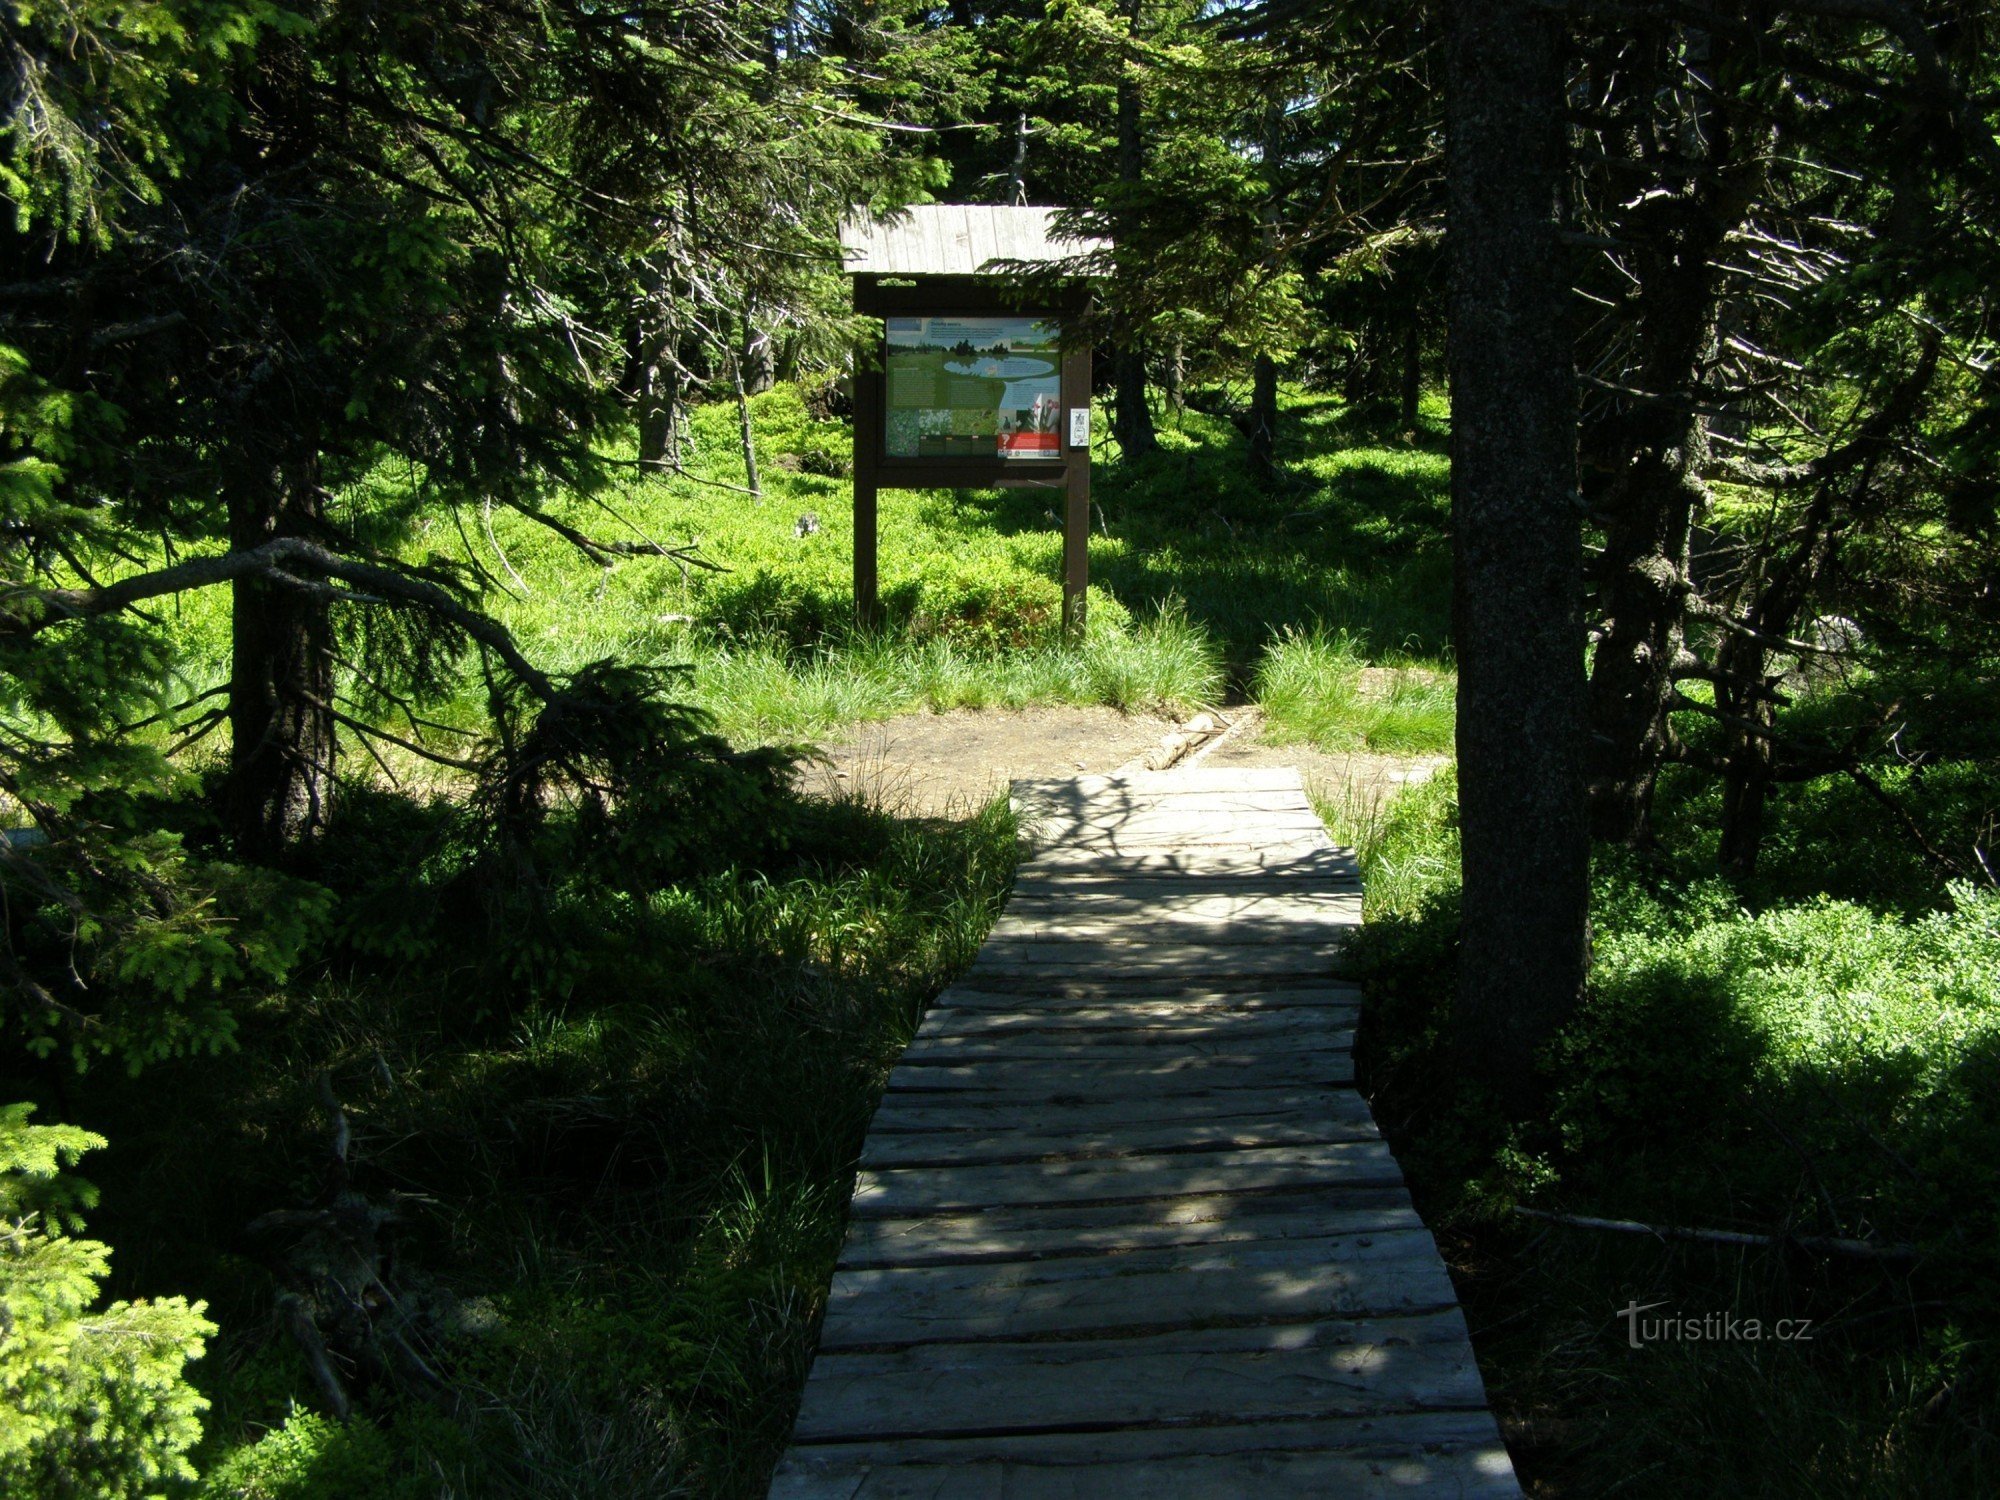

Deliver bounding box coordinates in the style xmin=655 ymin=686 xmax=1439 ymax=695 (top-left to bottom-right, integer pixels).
xmin=883 ymin=316 xmax=1062 ymax=460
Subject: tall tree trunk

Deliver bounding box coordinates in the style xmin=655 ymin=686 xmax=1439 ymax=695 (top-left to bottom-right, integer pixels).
xmin=739 ymin=310 xmax=776 ymax=396
xmin=1163 ymin=334 xmax=1184 ymax=413
xmin=227 ymin=461 xmax=334 ymax=860
xmin=1444 ymin=0 xmax=1590 ymax=1100
xmin=1715 ymin=668 xmax=1776 ymax=875
xmin=1585 ymin=451 xmax=1702 ymax=843
xmin=1248 ymin=352 xmax=1279 ymax=488
xmin=1113 ymin=347 xmax=1156 ymax=457
xmin=1582 ymin=31 xmax=1755 ymax=845
xmin=1005 ymin=108 xmax=1031 ymax=206
xmin=733 ymin=350 xmax=762 ymax=497
xmin=1249 ymin=93 xmax=1285 ymax=485
xmin=633 ymin=326 xmax=681 ymax=471
xmin=1110 ymin=0 xmax=1156 ymax=458
xmin=1399 ymin=317 xmax=1422 ymax=430
xmin=1342 ymin=328 xmax=1372 ymax=405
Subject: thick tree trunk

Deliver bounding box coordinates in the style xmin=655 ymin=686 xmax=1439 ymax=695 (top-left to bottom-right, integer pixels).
xmin=1444 ymin=0 xmax=1590 ymax=1100
xmin=1715 ymin=668 xmax=1775 ymax=876
xmin=1585 ymin=468 xmax=1698 ymax=843
xmin=227 ymin=462 xmax=334 ymax=860
xmin=1248 ymin=352 xmax=1279 ymax=488
xmin=632 ymin=330 xmax=682 ymax=471
xmin=1582 ymin=35 xmax=1754 ymax=845
xmin=1112 ymin=346 xmax=1156 ymax=457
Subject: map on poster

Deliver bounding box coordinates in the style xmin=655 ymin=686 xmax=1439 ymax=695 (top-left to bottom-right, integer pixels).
xmin=883 ymin=315 xmax=1062 ymax=460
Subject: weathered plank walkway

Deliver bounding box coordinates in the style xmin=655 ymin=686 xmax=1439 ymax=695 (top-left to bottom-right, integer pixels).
xmin=770 ymin=767 xmax=1520 ymax=1497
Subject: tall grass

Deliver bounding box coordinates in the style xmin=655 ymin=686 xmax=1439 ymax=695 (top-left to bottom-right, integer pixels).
xmin=127 ymin=382 xmax=1455 ymax=756
xmin=1257 ymin=626 xmax=1455 ymax=755
xmin=682 ymin=603 xmax=1223 ymax=745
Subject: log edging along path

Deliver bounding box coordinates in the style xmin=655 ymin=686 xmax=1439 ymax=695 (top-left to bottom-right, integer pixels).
xmin=768 ymin=767 xmax=1521 ymax=1497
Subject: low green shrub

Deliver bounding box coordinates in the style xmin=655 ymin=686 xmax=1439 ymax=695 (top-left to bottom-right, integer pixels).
xmin=1347 ymin=765 xmax=2000 ymax=1497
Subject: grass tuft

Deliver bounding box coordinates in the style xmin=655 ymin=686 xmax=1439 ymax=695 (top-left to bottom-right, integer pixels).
xmin=1257 ymin=626 xmax=1455 ymax=755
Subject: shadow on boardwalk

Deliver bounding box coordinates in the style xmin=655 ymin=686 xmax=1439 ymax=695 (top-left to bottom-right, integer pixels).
xmin=768 ymin=768 xmax=1520 ymax=1497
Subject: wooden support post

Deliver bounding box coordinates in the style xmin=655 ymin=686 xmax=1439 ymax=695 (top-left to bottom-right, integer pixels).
xmin=854 ymin=470 xmax=880 ymax=631
xmin=852 ymin=302 xmax=882 ymax=630
xmin=1061 ymin=338 xmax=1092 ymax=640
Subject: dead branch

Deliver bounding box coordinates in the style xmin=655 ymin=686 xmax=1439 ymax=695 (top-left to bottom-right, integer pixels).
xmin=1513 ymin=1206 xmax=1918 ymax=1261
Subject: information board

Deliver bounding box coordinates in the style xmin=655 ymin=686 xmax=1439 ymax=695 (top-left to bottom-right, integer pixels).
xmin=883 ymin=315 xmax=1062 ymax=461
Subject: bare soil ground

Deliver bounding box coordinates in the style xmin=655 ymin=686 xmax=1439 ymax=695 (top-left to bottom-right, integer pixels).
xmin=798 ymin=705 xmax=1445 ymax=824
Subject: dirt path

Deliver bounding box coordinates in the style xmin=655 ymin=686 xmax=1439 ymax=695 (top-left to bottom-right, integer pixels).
xmin=799 ymin=705 xmax=1445 ymax=823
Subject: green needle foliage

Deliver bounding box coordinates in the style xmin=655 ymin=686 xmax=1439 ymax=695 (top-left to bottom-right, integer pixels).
xmin=1 ymin=1103 xmax=215 ymax=1500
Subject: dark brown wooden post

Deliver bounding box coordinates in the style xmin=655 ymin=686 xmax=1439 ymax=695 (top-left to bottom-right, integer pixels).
xmin=1061 ymin=338 xmax=1092 ymax=638
xmin=853 ymin=471 xmax=880 ymax=631
xmin=851 ymin=277 xmax=882 ymax=630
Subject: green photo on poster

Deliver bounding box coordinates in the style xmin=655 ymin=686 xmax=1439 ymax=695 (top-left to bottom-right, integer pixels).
xmin=883 ymin=316 xmax=1062 ymax=460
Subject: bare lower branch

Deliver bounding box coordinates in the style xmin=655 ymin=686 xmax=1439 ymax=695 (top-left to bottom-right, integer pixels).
xmin=1513 ymin=1206 xmax=1918 ymax=1261
xmin=10 ymin=537 xmax=558 ymax=700
xmin=494 ymin=500 xmax=726 ymax=571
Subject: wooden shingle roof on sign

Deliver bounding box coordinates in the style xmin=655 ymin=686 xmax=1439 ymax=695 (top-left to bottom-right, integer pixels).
xmin=840 ymin=204 xmax=1108 ymax=276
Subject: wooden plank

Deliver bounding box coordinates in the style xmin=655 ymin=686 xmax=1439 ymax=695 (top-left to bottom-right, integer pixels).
xmin=994 ymin=892 xmax=1360 ymax=918
xmin=774 ymin=1440 xmax=1515 ymax=1499
xmin=839 ymin=1187 xmax=1423 ymax=1268
xmin=928 ymin=982 xmax=1365 ymax=1012
xmin=1018 ymin=845 xmax=1352 ymax=875
xmin=963 ymin=959 xmax=1352 ymax=986
xmin=1019 ymin=816 xmax=1333 ymax=839
xmin=1015 ymin=843 xmax=1342 ymax=861
xmin=867 ymin=1084 xmax=1371 ymax=1134
xmin=1018 ymin=802 xmax=1326 ymax=824
xmin=1010 ymin=855 xmax=1358 ymax=877
xmin=968 ymin=938 xmax=1349 ymax=966
xmin=1004 ymin=880 xmax=1364 ymax=905
xmin=850 ymin=1141 xmax=1396 ymax=1216
xmin=933 ymin=974 xmax=1360 ymax=1000
xmin=1011 ymin=768 xmax=1307 ymax=796
xmin=981 ymin=918 xmax=1354 ymax=946
xmin=1016 ymin=811 xmax=1330 ymax=836
xmin=791 ymin=1309 xmax=1485 ymax=1440
xmin=913 ymin=1002 xmax=1359 ymax=1038
xmin=1019 ymin=790 xmax=1327 ymax=816
xmin=815 ymin=1236 xmax=1460 ymax=1349
xmin=1003 ymin=893 xmax=1361 ymax=916
xmin=859 ymin=1114 xmax=1380 ymax=1169
xmin=991 ymin=897 xmax=1358 ymax=922
xmin=771 ymin=1411 xmax=1516 ymax=1500
xmin=900 ymin=1024 xmax=1355 ymax=1064
xmin=881 ymin=1051 xmax=1356 ymax=1096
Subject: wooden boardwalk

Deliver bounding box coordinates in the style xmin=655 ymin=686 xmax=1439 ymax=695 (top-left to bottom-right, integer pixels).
xmin=770 ymin=768 xmax=1520 ymax=1497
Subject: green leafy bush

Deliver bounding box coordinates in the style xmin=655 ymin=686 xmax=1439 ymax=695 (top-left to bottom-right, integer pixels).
xmin=0 ymin=1103 xmax=214 ymax=1499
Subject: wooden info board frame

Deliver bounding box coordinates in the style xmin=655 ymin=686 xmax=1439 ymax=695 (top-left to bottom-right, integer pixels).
xmin=850 ymin=274 xmax=1093 ymax=636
